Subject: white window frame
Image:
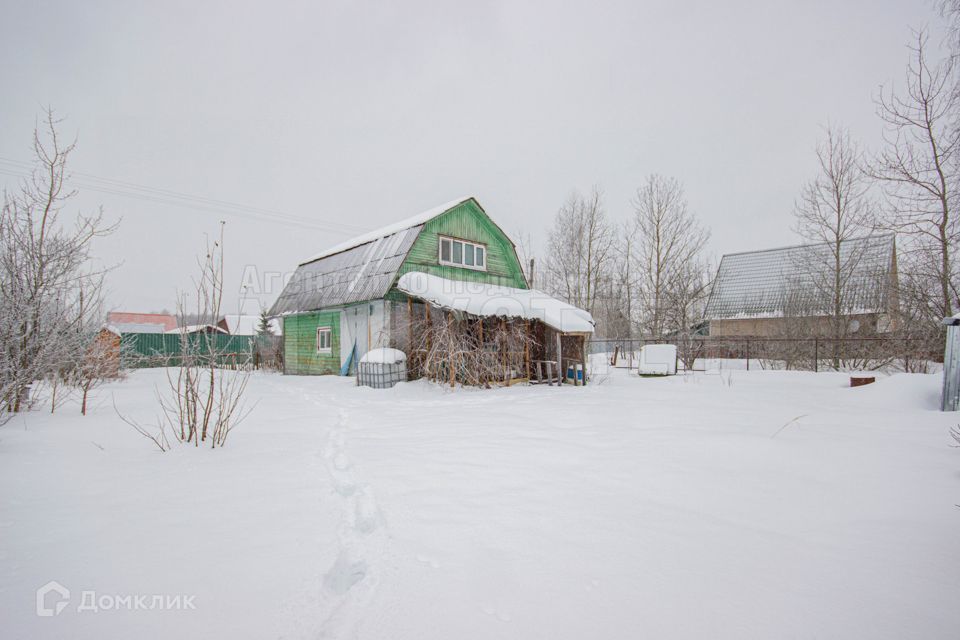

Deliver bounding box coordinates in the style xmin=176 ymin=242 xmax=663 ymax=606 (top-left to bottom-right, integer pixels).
xmin=438 ymin=235 xmax=487 ymax=271
xmin=316 ymin=326 xmax=332 ymax=354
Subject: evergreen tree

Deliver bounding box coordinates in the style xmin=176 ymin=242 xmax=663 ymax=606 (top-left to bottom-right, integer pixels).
xmin=256 ymin=311 xmax=272 ymax=336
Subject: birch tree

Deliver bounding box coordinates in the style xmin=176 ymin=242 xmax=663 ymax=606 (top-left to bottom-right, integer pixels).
xmin=544 ymin=187 xmax=614 ymax=318
xmin=0 ymin=110 xmax=113 ymax=420
xmin=794 ymin=125 xmax=879 ymax=365
xmin=630 ymin=175 xmax=711 ymax=339
xmin=871 ymin=30 xmax=958 ymax=321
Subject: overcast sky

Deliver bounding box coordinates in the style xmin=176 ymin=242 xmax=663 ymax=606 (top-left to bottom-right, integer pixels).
xmin=0 ymin=0 xmax=949 ymax=315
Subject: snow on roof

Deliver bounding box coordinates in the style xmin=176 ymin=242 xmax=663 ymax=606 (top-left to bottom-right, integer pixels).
xmin=111 ymin=322 xmax=169 ymax=334
xmin=270 ymin=197 xmax=485 ymax=316
xmin=165 ymin=324 xmax=228 ymax=335
xmin=220 ymin=314 xmax=280 ymax=336
xmin=299 ymin=196 xmax=473 ymax=266
xmin=102 ymin=325 xmax=123 ymax=337
xmin=397 ymin=272 xmax=595 ymax=334
xmin=704 ymin=234 xmax=895 ymax=320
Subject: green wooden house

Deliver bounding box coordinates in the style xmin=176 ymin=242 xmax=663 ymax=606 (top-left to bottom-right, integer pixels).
xmin=269 ymin=196 xmax=539 ymax=376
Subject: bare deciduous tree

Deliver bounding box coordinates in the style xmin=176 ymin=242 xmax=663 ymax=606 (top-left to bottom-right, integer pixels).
xmin=123 ymin=225 xmax=253 ymax=449
xmin=595 ymin=220 xmax=639 ymax=340
xmin=630 ymin=174 xmax=711 ymax=340
xmin=871 ymin=30 xmax=958 ymax=321
xmin=74 ymin=328 xmax=127 ymax=416
xmin=0 ymin=109 xmax=114 ymax=422
xmin=794 ymin=125 xmax=879 ymax=367
xmin=940 ymin=1 xmax=960 ymax=67
xmin=543 ymin=187 xmax=614 ymax=319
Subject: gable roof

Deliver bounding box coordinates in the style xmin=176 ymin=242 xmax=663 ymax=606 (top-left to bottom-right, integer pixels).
xmin=268 ymin=197 xmax=486 ymax=316
xmin=704 ymin=234 xmax=896 ymax=320
xmin=165 ymin=324 xmax=228 ymax=335
xmin=299 ymin=196 xmax=473 ymax=265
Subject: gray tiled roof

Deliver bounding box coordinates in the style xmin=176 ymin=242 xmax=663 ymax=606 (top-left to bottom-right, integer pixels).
xmin=704 ymin=234 xmax=895 ymax=320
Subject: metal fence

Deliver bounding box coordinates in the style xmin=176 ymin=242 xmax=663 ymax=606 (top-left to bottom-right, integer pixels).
xmin=357 ymin=361 xmax=408 ymax=388
xmin=588 ymin=336 xmax=941 ymax=373
xmin=120 ymin=333 xmax=282 ymax=369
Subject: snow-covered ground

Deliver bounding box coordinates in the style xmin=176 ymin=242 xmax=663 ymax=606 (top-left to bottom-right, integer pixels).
xmin=2 ymin=367 xmax=959 ymax=639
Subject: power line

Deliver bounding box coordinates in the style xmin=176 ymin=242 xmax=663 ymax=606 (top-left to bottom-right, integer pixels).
xmin=0 ymin=157 xmax=370 ymax=235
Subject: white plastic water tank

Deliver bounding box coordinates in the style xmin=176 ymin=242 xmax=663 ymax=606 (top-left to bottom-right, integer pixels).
xmin=638 ymin=344 xmax=677 ymax=376
xmin=357 ymin=348 xmax=408 ymax=388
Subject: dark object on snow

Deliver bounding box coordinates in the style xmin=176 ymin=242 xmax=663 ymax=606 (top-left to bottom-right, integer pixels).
xmin=850 ymin=375 xmax=875 ymax=387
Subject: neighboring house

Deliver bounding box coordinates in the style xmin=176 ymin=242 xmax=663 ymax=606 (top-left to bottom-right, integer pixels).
xmin=704 ymin=234 xmax=899 ymax=337
xmin=165 ymin=324 xmax=228 ymax=335
xmin=217 ymin=314 xmax=281 ymax=336
xmin=106 ymin=312 xmax=177 ymax=334
xmin=93 ymin=326 xmax=122 ymax=377
xmin=268 ymin=196 xmax=593 ymax=379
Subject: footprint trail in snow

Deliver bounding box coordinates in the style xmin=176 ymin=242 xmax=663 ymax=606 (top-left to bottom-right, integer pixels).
xmin=318 ymin=408 xmax=390 ymax=638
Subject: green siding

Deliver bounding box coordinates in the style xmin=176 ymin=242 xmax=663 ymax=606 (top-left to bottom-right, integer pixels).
xmin=119 ymin=333 xmax=265 ymax=368
xmin=282 ymin=199 xmax=527 ymax=375
xmin=396 ymin=200 xmax=528 ymax=289
xmin=283 ymin=311 xmax=341 ymax=375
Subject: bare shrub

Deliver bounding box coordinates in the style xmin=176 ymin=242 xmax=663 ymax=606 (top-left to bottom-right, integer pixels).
xmin=124 ymin=224 xmax=253 ymax=449
xmin=403 ymin=305 xmax=539 ymax=388
xmin=0 ymin=109 xmax=115 ymax=422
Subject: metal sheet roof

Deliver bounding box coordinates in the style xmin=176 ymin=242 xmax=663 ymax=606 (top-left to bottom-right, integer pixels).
xmin=269 ymin=224 xmax=423 ymax=315
xmin=704 ymin=234 xmax=895 ymax=320
xmin=298 ymin=196 xmax=472 ymax=265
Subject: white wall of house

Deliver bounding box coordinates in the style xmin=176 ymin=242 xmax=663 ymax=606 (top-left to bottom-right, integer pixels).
xmin=339 ymin=300 xmax=391 ymax=373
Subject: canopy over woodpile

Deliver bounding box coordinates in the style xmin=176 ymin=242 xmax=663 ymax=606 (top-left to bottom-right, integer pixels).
xmin=396 ymin=272 xmax=595 ymax=335
xmin=396 ymin=272 xmax=594 ymax=387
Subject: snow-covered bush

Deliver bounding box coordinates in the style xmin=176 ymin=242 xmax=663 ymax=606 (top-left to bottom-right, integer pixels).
xmin=0 ymin=110 xmax=115 ymax=422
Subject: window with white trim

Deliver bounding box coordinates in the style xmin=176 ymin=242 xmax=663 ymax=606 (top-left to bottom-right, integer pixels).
xmin=439 ymin=236 xmax=486 ymax=271
xmin=316 ymin=327 xmax=332 ymax=353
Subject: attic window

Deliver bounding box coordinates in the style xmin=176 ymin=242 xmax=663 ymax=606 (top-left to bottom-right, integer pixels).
xmin=439 ymin=236 xmax=486 ymax=271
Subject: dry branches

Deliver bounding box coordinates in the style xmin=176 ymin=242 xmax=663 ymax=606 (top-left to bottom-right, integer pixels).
xmin=402 ymin=304 xmax=538 ymax=388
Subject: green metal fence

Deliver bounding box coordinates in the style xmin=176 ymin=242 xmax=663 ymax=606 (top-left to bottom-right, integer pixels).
xmin=120 ymin=333 xmax=281 ymax=369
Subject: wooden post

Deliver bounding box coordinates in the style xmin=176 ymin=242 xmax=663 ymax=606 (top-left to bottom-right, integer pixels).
xmin=524 ymin=320 xmax=531 ymax=382
xmin=425 ymin=304 xmax=432 ymax=349
xmin=814 ymin=338 xmax=819 ymax=373
xmin=500 ymin=318 xmax=508 ymax=384
xmin=448 ymin=311 xmax=455 ymax=388
xmin=477 ymin=318 xmax=485 ymax=387
xmin=407 ymin=298 xmax=414 ymax=352
xmin=557 ymin=332 xmax=563 ymax=384
xmin=580 ymin=336 xmax=587 ymax=387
